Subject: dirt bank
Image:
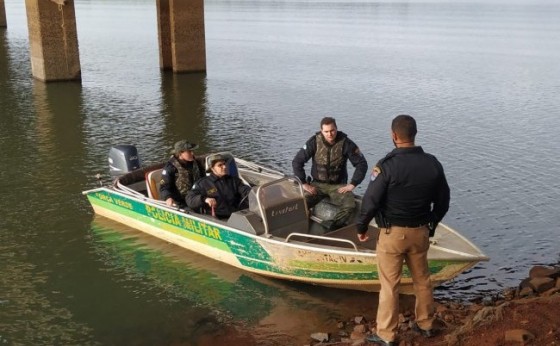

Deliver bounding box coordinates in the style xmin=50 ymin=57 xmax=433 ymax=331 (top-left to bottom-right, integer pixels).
xmin=309 ymin=265 xmax=560 ymax=346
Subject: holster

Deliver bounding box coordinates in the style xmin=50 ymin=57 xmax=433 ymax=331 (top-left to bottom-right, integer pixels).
xmin=375 ymin=212 xmax=390 ymax=229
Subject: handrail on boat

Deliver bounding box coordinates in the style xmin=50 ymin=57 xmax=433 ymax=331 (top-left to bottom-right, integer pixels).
xmin=115 ymin=180 xmax=147 ymax=198
xmin=235 ymin=157 xmax=285 ymax=178
xmin=285 ymin=232 xmax=359 ymax=252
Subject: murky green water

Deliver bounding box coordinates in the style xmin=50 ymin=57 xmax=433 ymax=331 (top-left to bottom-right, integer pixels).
xmin=1 ymin=0 xmax=559 ymax=344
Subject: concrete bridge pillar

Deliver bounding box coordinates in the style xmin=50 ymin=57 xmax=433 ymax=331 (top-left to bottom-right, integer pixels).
xmin=25 ymin=0 xmax=81 ymax=81
xmin=1 ymin=0 xmax=7 ymax=28
xmin=156 ymin=0 xmax=206 ymax=73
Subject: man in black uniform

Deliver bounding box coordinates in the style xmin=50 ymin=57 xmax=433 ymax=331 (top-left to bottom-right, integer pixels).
xmin=356 ymin=115 xmax=450 ymax=346
xmin=160 ymin=140 xmax=204 ymax=208
xmin=185 ymin=154 xmax=251 ymax=219
xmin=292 ymin=117 xmax=368 ymax=229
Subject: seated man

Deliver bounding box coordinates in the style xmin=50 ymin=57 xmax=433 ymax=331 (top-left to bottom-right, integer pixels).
xmin=160 ymin=140 xmax=204 ymax=208
xmin=186 ymin=154 xmax=251 ymax=219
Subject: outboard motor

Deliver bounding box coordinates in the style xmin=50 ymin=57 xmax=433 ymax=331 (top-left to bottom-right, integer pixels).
xmin=108 ymin=144 xmax=142 ymax=178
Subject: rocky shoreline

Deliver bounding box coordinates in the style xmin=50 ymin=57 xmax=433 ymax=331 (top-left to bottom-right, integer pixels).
xmin=307 ymin=265 xmax=560 ymax=346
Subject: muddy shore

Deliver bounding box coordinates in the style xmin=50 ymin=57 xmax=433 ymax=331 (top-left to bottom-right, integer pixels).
xmin=307 ymin=265 xmax=560 ymax=346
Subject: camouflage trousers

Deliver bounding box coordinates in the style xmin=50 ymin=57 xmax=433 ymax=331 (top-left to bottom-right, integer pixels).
xmin=306 ymin=182 xmax=355 ymax=226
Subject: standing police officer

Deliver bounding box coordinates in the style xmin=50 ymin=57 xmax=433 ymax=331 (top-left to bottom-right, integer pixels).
xmin=356 ymin=115 xmax=450 ymax=346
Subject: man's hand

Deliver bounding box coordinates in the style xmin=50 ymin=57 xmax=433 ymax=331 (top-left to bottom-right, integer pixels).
xmin=302 ymin=183 xmax=317 ymax=195
xmin=205 ymin=197 xmax=217 ymax=208
xmin=165 ymin=198 xmax=176 ymax=207
xmin=357 ymin=233 xmax=369 ymax=242
xmin=337 ymin=184 xmax=355 ymax=194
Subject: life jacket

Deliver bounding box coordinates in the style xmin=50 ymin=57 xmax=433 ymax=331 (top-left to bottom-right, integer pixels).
xmin=169 ymin=155 xmax=202 ymax=198
xmin=314 ymin=133 xmax=346 ymax=183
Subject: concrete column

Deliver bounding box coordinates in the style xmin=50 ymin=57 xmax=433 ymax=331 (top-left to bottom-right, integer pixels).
xmin=156 ymin=0 xmax=172 ymax=70
xmin=1 ymin=0 xmax=7 ymax=28
xmin=168 ymin=0 xmax=206 ymax=73
xmin=25 ymin=0 xmax=81 ymax=81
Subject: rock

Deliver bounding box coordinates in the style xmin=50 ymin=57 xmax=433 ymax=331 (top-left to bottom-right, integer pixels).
xmin=310 ymin=332 xmax=329 ymax=342
xmin=504 ymin=329 xmax=535 ymax=343
xmin=518 ymin=286 xmax=534 ymax=297
xmin=482 ymin=296 xmax=494 ymax=306
xmin=350 ymin=330 xmax=365 ymax=340
xmin=529 ymin=277 xmax=555 ymax=293
xmin=518 ymin=277 xmax=532 ymax=290
xmin=502 ymin=287 xmax=516 ymax=300
xmin=353 ymin=324 xmax=366 ymax=333
xmin=354 ymin=316 xmax=364 ymax=324
xmin=339 ymin=330 xmax=349 ymax=337
xmin=556 ymin=277 xmax=560 ymax=289
xmin=529 ymin=265 xmax=560 ymax=279
xmin=337 ymin=321 xmax=345 ymax=329
xmin=445 ymin=333 xmax=460 ymax=345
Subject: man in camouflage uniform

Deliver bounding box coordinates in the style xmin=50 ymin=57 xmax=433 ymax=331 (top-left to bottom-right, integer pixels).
xmin=160 ymin=140 xmax=204 ymax=208
xmin=292 ymin=117 xmax=368 ymax=229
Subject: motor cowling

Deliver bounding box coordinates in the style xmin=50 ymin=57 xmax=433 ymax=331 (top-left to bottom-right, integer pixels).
xmin=108 ymin=144 xmax=142 ymax=178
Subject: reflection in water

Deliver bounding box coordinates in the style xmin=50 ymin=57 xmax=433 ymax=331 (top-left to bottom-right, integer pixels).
xmin=89 ymin=216 xmax=379 ymax=345
xmin=159 ymin=72 xmax=209 ymax=154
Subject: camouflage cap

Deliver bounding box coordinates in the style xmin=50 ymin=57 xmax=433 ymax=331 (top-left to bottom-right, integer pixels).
xmin=173 ymin=140 xmax=198 ymax=154
xmin=207 ymin=154 xmax=227 ymax=172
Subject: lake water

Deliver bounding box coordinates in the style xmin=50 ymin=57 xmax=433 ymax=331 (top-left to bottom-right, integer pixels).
xmin=1 ymin=0 xmax=559 ymax=344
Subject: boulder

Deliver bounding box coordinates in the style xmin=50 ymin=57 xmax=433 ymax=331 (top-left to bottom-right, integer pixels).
xmin=529 ymin=265 xmax=560 ymax=279
xmin=310 ymin=332 xmax=329 ymax=342
xmin=529 ymin=277 xmax=555 ymax=293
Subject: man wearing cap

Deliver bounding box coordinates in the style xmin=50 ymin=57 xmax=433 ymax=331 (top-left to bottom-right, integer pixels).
xmin=186 ymin=154 xmax=251 ymax=219
xmin=292 ymin=116 xmax=368 ymax=230
xmin=160 ymin=140 xmax=204 ymax=208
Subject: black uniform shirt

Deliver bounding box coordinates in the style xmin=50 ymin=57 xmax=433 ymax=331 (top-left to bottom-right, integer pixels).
xmin=356 ymin=146 xmax=450 ymax=234
xmin=185 ymin=174 xmax=252 ymax=219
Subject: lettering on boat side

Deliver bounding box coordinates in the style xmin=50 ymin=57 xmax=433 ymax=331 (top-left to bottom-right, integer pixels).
xmin=296 ymin=250 xmax=363 ymax=264
xmin=95 ymin=192 xmax=133 ymax=210
xmin=270 ymin=202 xmax=298 ymax=217
xmin=144 ymin=205 xmax=222 ymax=240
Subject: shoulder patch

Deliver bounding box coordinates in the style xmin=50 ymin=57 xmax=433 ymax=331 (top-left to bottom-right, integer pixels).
xmin=162 ymin=169 xmax=167 ymax=175
xmin=302 ymin=144 xmax=307 ymax=150
xmin=370 ymin=166 xmax=382 ymax=181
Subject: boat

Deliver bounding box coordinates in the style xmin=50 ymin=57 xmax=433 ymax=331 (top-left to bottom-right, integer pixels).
xmin=83 ymin=145 xmax=489 ymax=294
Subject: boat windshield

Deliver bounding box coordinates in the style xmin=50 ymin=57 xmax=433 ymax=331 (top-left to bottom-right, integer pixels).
xmin=248 ymin=178 xmax=309 ymax=237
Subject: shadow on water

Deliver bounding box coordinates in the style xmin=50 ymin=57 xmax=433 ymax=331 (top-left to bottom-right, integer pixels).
xmin=88 ymin=216 xmax=382 ymax=345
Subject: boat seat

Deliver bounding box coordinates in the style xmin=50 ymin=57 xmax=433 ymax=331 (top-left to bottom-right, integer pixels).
xmin=145 ymin=168 xmax=164 ymax=200
xmin=263 ymin=197 xmax=309 ymax=238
